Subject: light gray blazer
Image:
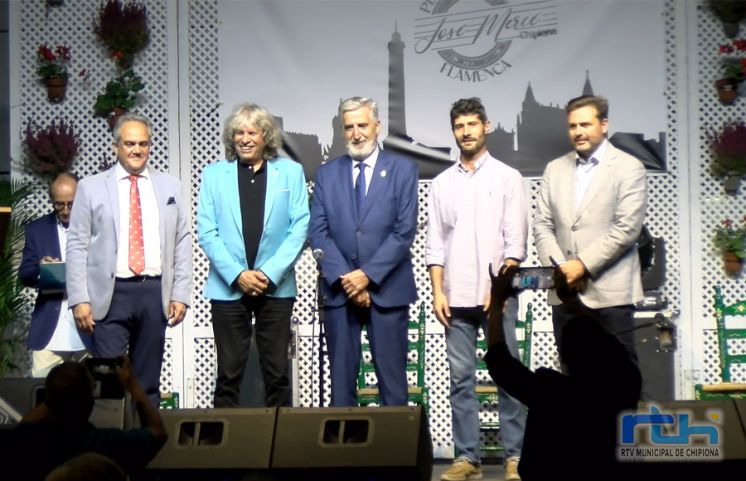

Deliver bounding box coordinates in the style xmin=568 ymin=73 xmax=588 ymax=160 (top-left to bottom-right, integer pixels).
xmin=66 ymin=165 xmax=192 ymax=319
xmin=533 ymin=143 xmax=647 ymax=309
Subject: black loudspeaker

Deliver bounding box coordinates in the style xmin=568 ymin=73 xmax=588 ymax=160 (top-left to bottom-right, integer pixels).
xmin=266 ymin=405 xmax=433 ymax=481
xmin=633 ymin=320 xmax=675 ymax=401
xmin=142 ymin=408 xmax=276 ymax=480
xmin=0 ymin=378 xmax=45 ymax=429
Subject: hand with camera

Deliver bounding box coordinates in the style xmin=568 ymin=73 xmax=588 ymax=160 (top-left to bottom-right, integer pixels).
xmin=487 ymin=263 xmax=519 ymax=348
xmin=113 ymin=355 xmax=167 ymax=445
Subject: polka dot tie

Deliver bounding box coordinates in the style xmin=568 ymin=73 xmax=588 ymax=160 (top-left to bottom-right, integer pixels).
xmin=128 ymin=175 xmax=144 ymax=275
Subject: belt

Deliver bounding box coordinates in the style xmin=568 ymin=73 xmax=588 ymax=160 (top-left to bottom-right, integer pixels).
xmin=115 ymin=275 xmax=162 ymax=282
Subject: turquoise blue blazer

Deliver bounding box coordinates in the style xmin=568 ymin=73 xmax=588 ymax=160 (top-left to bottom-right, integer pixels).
xmin=197 ymin=157 xmax=309 ymax=300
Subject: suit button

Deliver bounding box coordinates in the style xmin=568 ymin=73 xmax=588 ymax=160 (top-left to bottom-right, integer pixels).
xmin=356 ymin=231 xmax=362 ymax=237
xmin=351 ymin=255 xmax=357 ymax=261
xmin=571 ymin=226 xmax=578 ymax=231
xmin=566 ymin=250 xmax=572 ymax=256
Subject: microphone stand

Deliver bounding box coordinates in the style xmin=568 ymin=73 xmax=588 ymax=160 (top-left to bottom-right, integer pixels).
xmin=312 ymin=250 xmax=327 ymax=407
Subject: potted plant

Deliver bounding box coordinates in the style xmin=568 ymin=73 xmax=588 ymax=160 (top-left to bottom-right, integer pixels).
xmin=21 ymin=119 xmax=80 ymax=180
xmin=93 ymin=69 xmax=144 ymax=129
xmin=710 ymin=121 xmax=746 ymax=193
xmin=713 ymin=217 xmax=746 ymax=275
xmin=708 ymin=0 xmax=746 ymax=38
xmin=35 ymin=44 xmax=70 ymax=102
xmin=0 ymin=178 xmax=33 ymax=376
xmin=94 ymin=0 xmax=149 ymax=70
xmin=716 ymin=39 xmax=746 ymax=104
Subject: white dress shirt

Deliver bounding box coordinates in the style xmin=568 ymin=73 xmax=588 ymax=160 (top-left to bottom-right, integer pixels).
xmin=115 ymin=162 xmax=162 ymax=277
xmin=44 ymin=219 xmax=85 ymax=351
xmin=574 ymin=139 xmax=608 ymax=211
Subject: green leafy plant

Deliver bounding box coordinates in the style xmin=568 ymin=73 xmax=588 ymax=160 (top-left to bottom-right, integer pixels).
xmin=36 ymin=44 xmax=70 ymax=80
xmin=718 ymin=39 xmax=746 ymax=81
xmin=714 ymin=217 xmax=746 ymax=259
xmin=93 ymin=69 xmax=144 ymax=117
xmin=22 ymin=119 xmax=80 ymax=180
xmin=94 ymin=0 xmax=149 ymax=69
xmin=0 ymin=178 xmax=34 ymax=376
xmin=708 ymin=0 xmax=746 ymax=24
xmin=710 ymin=121 xmax=746 ymax=177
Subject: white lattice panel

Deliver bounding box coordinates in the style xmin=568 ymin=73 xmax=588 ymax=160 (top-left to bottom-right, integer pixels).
xmin=14 ymin=0 xmax=176 ymax=390
xmin=13 ymin=0 xmax=732 ymax=455
xmin=695 ymin=2 xmax=746 ymax=385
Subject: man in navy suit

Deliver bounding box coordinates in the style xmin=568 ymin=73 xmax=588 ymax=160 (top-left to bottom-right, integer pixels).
xmin=309 ymin=97 xmax=419 ymax=406
xmin=19 ymin=172 xmax=91 ymax=377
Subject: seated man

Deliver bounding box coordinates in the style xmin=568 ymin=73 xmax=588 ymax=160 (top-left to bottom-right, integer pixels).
xmin=484 ymin=265 xmax=641 ymax=481
xmin=6 ymin=357 xmax=167 ymax=481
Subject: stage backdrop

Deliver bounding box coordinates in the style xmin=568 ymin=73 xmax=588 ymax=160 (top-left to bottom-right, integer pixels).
xmin=217 ymin=0 xmax=667 ymax=179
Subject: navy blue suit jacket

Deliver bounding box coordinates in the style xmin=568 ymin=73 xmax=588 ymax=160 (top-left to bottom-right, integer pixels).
xmin=309 ymin=149 xmax=418 ymax=308
xmin=19 ymin=213 xmax=91 ymax=350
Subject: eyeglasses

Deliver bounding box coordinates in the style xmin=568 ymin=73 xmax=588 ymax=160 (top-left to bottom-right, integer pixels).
xmin=53 ymin=201 xmax=73 ymax=210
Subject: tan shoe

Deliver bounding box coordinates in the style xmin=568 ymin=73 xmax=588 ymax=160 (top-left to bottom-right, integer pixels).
xmin=504 ymin=456 xmax=521 ymax=481
xmin=441 ymin=458 xmax=483 ymax=481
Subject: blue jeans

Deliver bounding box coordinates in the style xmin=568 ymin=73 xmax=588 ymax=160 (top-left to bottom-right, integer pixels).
xmin=446 ymin=297 xmax=526 ymax=463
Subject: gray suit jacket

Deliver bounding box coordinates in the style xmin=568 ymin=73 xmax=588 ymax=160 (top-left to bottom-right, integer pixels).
xmin=66 ymin=165 xmax=192 ymax=319
xmin=533 ymin=142 xmax=647 ymax=308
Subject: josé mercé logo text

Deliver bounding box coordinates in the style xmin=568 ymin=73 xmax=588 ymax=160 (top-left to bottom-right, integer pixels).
xmin=414 ymin=0 xmax=558 ymax=82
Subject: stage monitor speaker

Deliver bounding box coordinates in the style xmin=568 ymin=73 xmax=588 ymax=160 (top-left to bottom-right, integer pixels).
xmin=0 ymin=378 xmax=45 ymax=429
xmin=145 ymin=408 xmax=276 ymax=478
xmin=268 ymin=405 xmax=432 ymax=481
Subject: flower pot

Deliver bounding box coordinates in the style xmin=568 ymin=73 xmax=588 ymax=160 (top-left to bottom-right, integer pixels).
xmin=716 ymin=78 xmax=740 ymax=105
xmin=44 ymin=76 xmax=67 ymax=103
xmin=723 ymin=250 xmax=743 ymax=275
xmin=106 ymin=107 xmax=128 ymax=130
xmin=722 ymin=21 xmax=741 ymax=38
xmin=724 ymin=174 xmax=742 ymax=194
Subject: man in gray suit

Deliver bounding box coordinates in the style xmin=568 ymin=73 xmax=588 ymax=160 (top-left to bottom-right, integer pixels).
xmin=534 ymin=95 xmax=647 ymax=363
xmin=66 ymin=113 xmax=192 ymax=405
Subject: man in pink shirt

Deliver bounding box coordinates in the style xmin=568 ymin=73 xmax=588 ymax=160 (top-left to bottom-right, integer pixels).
xmin=427 ymin=98 xmax=528 ymax=481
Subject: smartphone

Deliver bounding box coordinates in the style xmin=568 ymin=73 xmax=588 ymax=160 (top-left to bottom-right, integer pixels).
xmin=84 ymin=357 xmax=121 ymax=376
xmin=511 ymin=267 xmax=555 ymax=290
xmin=84 ymin=358 xmax=124 ymax=399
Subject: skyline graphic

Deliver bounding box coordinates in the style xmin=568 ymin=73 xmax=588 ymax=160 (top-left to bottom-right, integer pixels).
xmin=279 ymin=27 xmax=665 ymax=181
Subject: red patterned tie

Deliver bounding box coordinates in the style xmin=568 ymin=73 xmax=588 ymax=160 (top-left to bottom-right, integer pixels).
xmin=128 ymin=175 xmax=145 ymax=275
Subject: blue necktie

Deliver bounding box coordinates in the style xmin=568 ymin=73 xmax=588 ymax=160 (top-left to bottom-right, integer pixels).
xmin=355 ymin=163 xmax=367 ymax=217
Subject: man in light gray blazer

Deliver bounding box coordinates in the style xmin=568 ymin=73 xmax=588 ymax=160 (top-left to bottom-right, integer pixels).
xmin=534 ymin=95 xmax=647 ymax=362
xmin=67 ymin=113 xmax=192 ymax=405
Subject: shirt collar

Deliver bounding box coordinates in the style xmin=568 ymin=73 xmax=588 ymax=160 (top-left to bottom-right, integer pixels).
xmin=576 ymin=139 xmax=608 ymax=166
xmin=353 ymin=146 xmax=379 ymax=171
xmin=457 ymin=150 xmax=489 ymax=173
xmin=55 ymin=215 xmax=68 ymax=231
xmin=116 ymin=161 xmax=150 ymax=180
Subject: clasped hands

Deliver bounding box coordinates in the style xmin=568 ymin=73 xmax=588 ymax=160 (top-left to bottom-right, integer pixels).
xmin=237 ymin=269 xmax=269 ymax=297
xmin=341 ymin=269 xmax=370 ymax=308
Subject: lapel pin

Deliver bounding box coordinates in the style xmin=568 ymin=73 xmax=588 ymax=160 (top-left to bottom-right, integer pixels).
xmin=380 ymin=170 xmax=387 ymax=178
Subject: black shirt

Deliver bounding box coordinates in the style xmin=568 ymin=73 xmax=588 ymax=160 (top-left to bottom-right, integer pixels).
xmin=238 ymin=161 xmax=267 ymax=271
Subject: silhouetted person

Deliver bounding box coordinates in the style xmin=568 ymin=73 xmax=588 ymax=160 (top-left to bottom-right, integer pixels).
xmin=484 ymin=265 xmax=641 ymax=480
xmin=6 ymin=357 xmax=166 ymax=480
xmin=44 ymin=453 xmax=127 ymax=481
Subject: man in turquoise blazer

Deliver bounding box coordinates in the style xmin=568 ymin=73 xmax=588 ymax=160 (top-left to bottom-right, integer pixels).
xmin=198 ymin=103 xmax=309 ymax=407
